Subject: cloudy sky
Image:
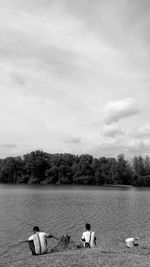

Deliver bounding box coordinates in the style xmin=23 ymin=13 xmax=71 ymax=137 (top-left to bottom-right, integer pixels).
xmin=0 ymin=0 xmax=150 ymax=159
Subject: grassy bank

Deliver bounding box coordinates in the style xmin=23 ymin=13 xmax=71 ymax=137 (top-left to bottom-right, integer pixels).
xmin=2 ymin=246 xmax=150 ymax=267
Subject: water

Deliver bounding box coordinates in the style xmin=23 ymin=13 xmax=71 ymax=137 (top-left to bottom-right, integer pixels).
xmin=0 ymin=185 xmax=150 ymax=264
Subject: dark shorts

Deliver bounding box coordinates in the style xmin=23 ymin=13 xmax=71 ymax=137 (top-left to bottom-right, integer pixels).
xmin=28 ymin=241 xmax=48 ymax=256
xmin=28 ymin=241 xmax=36 ymax=255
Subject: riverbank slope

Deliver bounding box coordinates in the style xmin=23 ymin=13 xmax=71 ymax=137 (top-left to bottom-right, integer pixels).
xmin=3 ymin=247 xmax=150 ymax=267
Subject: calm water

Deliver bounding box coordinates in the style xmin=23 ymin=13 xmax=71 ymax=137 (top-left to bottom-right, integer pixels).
xmin=0 ymin=185 xmax=150 ymax=264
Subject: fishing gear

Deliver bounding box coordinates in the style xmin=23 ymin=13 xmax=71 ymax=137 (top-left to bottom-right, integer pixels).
xmin=76 ymin=203 xmax=87 ymax=224
xmin=9 ymin=214 xmax=60 ymax=241
xmin=9 ymin=214 xmax=33 ymax=227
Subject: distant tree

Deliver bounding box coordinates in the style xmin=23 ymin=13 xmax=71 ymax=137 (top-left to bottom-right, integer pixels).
xmin=0 ymin=157 xmax=22 ymax=183
xmin=144 ymin=156 xmax=150 ymax=176
xmin=50 ymin=154 xmax=63 ymax=167
xmin=94 ymin=157 xmax=117 ymax=185
xmin=44 ymin=166 xmax=59 ymax=184
xmin=143 ymin=175 xmax=150 ymax=186
xmin=28 ymin=176 xmax=40 ymax=184
xmin=116 ymin=154 xmax=132 ymax=185
xmin=95 ymin=167 xmax=105 ymax=185
xmin=23 ymin=150 xmax=48 ymax=183
xmin=132 ymin=156 xmax=145 ymax=178
xmin=108 ymin=158 xmax=118 ymax=184
xmin=132 ymin=156 xmax=146 ymax=185
xmin=58 ymin=165 xmax=73 ymax=184
xmin=73 ymin=154 xmax=94 ymax=184
xmin=71 ymin=162 xmax=79 ymax=182
xmin=1 ymin=150 xmax=150 ymax=186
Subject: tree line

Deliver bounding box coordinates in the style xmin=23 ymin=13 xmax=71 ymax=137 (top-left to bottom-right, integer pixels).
xmin=0 ymin=150 xmax=150 ymax=186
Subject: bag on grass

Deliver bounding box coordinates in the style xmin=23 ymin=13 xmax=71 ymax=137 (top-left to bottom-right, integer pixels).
xmin=85 ymin=242 xmax=91 ymax=248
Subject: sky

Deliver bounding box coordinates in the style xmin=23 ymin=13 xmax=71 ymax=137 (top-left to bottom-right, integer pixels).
xmin=0 ymin=0 xmax=150 ymax=159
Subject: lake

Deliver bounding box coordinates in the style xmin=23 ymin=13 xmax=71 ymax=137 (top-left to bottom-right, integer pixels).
xmin=0 ymin=185 xmax=150 ymax=264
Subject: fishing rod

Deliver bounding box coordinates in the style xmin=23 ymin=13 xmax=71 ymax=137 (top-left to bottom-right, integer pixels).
xmin=76 ymin=203 xmax=87 ymax=225
xmin=9 ymin=214 xmax=60 ymax=241
xmin=10 ymin=214 xmax=33 ymax=227
xmin=57 ymin=199 xmax=87 ymax=229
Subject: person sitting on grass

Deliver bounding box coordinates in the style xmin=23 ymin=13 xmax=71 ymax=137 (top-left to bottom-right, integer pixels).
xmin=81 ymin=223 xmax=96 ymax=248
xmin=19 ymin=226 xmax=54 ymax=255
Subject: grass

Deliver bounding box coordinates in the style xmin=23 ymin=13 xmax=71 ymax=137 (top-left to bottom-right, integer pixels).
xmin=1 ymin=245 xmax=150 ymax=267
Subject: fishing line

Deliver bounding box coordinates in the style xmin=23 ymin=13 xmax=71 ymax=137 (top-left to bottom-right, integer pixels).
xmin=9 ymin=214 xmax=33 ymax=228
xmin=76 ymin=203 xmax=87 ymax=225
xmin=8 ymin=214 xmax=60 ymax=241
xmin=59 ymin=197 xmax=87 ymax=225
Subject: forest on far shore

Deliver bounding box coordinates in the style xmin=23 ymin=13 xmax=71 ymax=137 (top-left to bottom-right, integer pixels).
xmin=0 ymin=150 xmax=150 ymax=186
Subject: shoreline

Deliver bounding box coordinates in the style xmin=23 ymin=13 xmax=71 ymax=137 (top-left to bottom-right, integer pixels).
xmin=3 ymin=246 xmax=150 ymax=267
xmin=1 ymin=183 xmax=149 ymax=190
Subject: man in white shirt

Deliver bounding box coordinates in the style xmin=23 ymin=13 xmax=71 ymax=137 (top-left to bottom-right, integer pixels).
xmin=81 ymin=223 xmax=96 ymax=248
xmin=19 ymin=226 xmax=54 ymax=255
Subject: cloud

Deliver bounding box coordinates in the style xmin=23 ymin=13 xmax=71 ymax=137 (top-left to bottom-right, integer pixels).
xmin=102 ymin=124 xmax=125 ymax=137
xmin=89 ymin=138 xmax=127 ymax=158
xmin=127 ymin=138 xmax=150 ymax=154
xmin=103 ymin=98 xmax=139 ymax=124
xmin=0 ymin=0 xmax=149 ymax=159
xmin=65 ymin=137 xmax=81 ymax=144
xmin=136 ymin=125 xmax=150 ymax=137
xmin=0 ymin=144 xmax=17 ymax=148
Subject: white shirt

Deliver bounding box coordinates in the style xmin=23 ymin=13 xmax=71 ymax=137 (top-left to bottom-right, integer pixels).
xmin=81 ymin=231 xmax=96 ymax=248
xmin=28 ymin=232 xmax=49 ymax=254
